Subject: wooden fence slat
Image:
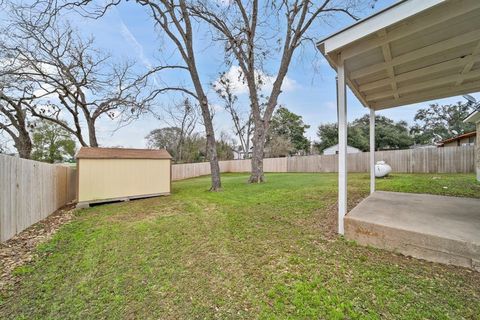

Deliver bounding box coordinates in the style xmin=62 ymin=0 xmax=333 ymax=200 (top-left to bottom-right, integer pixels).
xmin=170 ymin=146 xmax=475 ymax=180
xmin=0 ymin=155 xmax=77 ymax=242
xmin=1 ymin=146 xmax=474 ymax=241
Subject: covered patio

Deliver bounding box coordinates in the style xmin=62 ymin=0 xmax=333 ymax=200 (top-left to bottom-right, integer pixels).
xmin=318 ymin=0 xmax=480 ymax=270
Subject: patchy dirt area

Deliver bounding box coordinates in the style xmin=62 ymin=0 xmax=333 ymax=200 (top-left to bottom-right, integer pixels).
xmin=0 ymin=205 xmax=76 ymax=293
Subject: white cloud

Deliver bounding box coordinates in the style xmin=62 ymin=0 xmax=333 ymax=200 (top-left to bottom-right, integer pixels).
xmin=210 ymin=103 xmax=224 ymax=113
xmin=33 ymin=84 xmax=56 ymax=99
xmin=214 ymin=65 xmax=298 ymax=96
xmin=0 ymin=58 xmax=59 ymax=99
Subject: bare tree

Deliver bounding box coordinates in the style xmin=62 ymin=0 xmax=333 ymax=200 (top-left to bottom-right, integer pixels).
xmin=136 ymin=0 xmax=222 ymax=190
xmin=0 ymin=49 xmax=36 ymax=158
xmin=191 ymin=0 xmax=368 ymax=182
xmin=2 ymin=10 xmax=155 ymax=148
xmin=37 ymin=0 xmax=223 ymax=190
xmin=0 ymin=92 xmax=34 ymax=158
xmin=160 ymin=98 xmax=198 ymax=161
xmin=213 ymin=71 xmax=253 ymax=159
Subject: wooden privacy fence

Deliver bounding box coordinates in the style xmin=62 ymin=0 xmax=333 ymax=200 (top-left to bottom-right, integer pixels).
xmin=0 ymin=146 xmax=473 ymax=241
xmin=172 ymin=146 xmax=475 ymax=180
xmin=0 ymin=155 xmax=77 ymax=242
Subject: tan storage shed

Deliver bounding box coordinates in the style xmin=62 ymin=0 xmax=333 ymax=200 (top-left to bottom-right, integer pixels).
xmin=76 ymin=147 xmax=172 ymax=208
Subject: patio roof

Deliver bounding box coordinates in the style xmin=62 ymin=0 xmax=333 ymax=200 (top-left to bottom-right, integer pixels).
xmin=317 ymin=0 xmax=480 ymax=110
xmin=317 ymin=0 xmax=480 ymax=236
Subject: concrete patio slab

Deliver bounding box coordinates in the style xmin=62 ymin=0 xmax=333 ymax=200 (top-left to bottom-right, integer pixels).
xmin=345 ymin=191 xmax=480 ymax=271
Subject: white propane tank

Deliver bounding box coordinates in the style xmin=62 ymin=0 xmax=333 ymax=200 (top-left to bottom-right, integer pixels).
xmin=375 ymin=161 xmax=392 ymax=178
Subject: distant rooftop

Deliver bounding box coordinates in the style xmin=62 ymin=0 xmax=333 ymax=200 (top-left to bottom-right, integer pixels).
xmin=439 ymin=131 xmax=476 ymax=145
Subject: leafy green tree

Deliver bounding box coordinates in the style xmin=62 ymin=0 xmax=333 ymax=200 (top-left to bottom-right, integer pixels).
xmin=411 ymin=102 xmax=475 ymax=144
xmin=146 ymin=127 xmax=183 ymax=160
xmin=267 ymin=107 xmax=310 ymax=155
xmin=315 ymin=123 xmax=338 ymax=153
xmin=352 ymin=115 xmax=413 ymax=151
xmin=316 ymin=115 xmax=413 ymax=152
xmin=31 ymin=121 xmax=76 ymax=163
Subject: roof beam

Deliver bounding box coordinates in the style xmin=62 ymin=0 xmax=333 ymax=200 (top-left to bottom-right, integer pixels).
xmin=359 ymin=54 xmax=480 ymax=92
xmin=365 ymin=68 xmax=480 ymax=102
xmin=455 ymin=41 xmax=480 ymax=86
xmin=340 ymin=0 xmax=480 ymax=61
xmin=324 ymin=52 xmax=371 ymax=108
xmin=350 ymin=29 xmax=480 ymax=80
xmin=378 ymin=30 xmax=399 ymax=100
xmin=370 ymin=79 xmax=480 ymax=110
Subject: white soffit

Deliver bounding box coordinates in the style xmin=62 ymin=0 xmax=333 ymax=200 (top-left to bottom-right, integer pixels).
xmin=464 ymin=110 xmax=480 ymax=123
xmin=318 ymin=0 xmax=480 ymax=110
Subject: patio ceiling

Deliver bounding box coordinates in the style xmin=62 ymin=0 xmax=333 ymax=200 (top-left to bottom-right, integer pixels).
xmin=317 ymin=0 xmax=480 ymax=110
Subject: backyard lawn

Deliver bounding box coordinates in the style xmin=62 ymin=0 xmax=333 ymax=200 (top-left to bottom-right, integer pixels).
xmin=1 ymin=173 xmax=479 ymax=319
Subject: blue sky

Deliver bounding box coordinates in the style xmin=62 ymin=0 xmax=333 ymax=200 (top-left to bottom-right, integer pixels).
xmin=7 ymin=0 xmax=480 ymax=149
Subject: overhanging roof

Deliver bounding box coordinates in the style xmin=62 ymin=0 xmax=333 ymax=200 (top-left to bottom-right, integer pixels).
xmin=317 ymin=0 xmax=480 ymax=110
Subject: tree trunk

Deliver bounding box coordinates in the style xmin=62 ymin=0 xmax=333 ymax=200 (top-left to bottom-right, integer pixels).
xmin=15 ymin=132 xmax=32 ymax=159
xmin=207 ymin=133 xmax=222 ymax=190
xmin=249 ymin=122 xmax=266 ymax=183
xmin=184 ymin=40 xmax=221 ymax=190
xmin=248 ymin=60 xmax=287 ymax=183
xmin=200 ymin=100 xmax=222 ymax=191
xmin=87 ymin=119 xmax=99 ymax=147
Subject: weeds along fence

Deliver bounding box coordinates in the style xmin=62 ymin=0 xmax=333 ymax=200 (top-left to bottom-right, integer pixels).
xmin=0 ymin=155 xmax=76 ymax=242
xmin=172 ymin=146 xmax=475 ymax=180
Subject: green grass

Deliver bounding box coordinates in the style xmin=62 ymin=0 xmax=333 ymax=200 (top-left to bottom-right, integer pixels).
xmin=1 ymin=173 xmax=479 ymax=319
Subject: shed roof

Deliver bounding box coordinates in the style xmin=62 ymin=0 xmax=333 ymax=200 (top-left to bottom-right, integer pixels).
xmin=76 ymin=147 xmax=172 ymax=160
xmin=317 ymin=0 xmax=480 ymax=110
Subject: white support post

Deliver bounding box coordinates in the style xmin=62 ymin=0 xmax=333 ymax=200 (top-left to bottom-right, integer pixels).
xmin=337 ymin=60 xmax=347 ymax=235
xmin=369 ymin=108 xmax=376 ymax=194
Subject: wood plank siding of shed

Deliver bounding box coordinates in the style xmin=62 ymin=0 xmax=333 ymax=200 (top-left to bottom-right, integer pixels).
xmin=78 ymin=158 xmax=171 ymax=202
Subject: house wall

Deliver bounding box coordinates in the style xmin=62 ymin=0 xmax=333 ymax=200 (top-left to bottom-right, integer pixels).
xmin=477 ymin=123 xmax=480 ymax=181
xmin=443 ymin=136 xmax=476 ymax=147
xmin=78 ymin=159 xmax=171 ymax=203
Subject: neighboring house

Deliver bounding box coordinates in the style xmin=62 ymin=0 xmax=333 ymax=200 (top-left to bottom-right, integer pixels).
xmin=323 ymin=144 xmax=361 ymax=155
xmin=438 ymin=131 xmax=476 ymax=147
xmin=465 ymin=110 xmax=480 ymax=182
